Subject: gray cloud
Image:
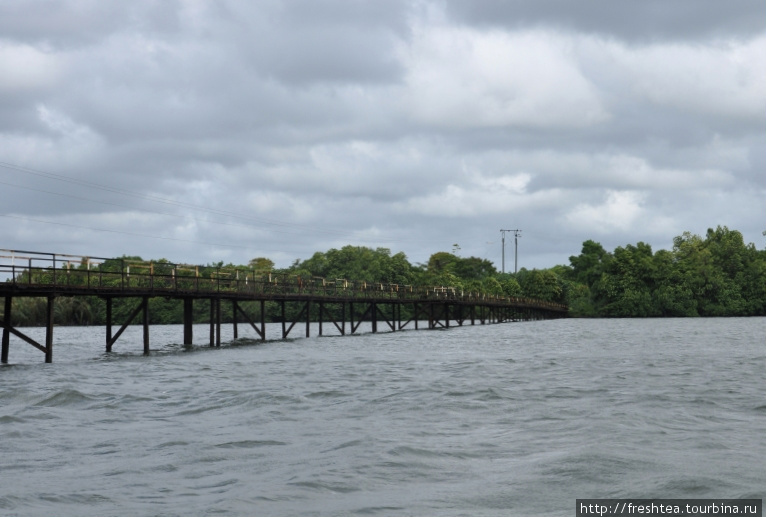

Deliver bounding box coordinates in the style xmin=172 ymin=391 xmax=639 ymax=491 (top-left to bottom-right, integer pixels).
xmin=0 ymin=0 xmax=764 ymax=271
xmin=442 ymin=0 xmax=765 ymax=42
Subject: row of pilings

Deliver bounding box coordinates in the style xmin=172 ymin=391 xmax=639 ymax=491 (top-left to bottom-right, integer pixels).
xmin=1 ymin=294 xmax=564 ymax=363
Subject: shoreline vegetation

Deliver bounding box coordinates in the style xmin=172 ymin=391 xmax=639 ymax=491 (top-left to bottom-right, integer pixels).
xmin=3 ymin=225 xmax=765 ymax=326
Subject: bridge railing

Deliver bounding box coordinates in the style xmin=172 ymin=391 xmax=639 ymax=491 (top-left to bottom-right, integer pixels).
xmin=0 ymin=249 xmax=568 ymax=312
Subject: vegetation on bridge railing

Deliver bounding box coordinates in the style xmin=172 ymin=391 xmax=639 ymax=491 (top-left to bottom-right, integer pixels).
xmin=0 ymin=248 xmax=571 ymax=326
xmin=0 ymin=249 xmax=567 ymax=312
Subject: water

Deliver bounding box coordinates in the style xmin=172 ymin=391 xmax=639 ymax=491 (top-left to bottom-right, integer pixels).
xmin=1 ymin=318 xmax=764 ymax=516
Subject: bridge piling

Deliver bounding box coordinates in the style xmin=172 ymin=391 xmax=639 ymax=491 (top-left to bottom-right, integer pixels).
xmin=142 ymin=296 xmax=149 ymax=355
xmin=216 ymin=298 xmax=222 ymax=347
xmin=2 ymin=296 xmax=11 ymax=363
xmin=105 ymin=297 xmax=112 ymax=352
xmin=183 ymin=298 xmax=193 ymax=345
xmin=44 ymin=296 xmax=53 ymax=363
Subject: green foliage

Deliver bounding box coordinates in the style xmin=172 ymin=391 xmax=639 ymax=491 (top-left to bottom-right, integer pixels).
xmin=248 ymin=257 xmax=275 ymax=271
xmin=294 ymin=246 xmax=415 ymax=285
xmin=568 ymin=225 xmax=766 ymax=317
xmin=8 ymin=224 xmax=763 ymax=325
xmin=517 ymin=269 xmax=564 ymax=303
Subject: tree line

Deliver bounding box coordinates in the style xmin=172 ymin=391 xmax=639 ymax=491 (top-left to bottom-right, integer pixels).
xmin=564 ymin=226 xmax=766 ymax=317
xmin=3 ymin=225 xmax=764 ymax=325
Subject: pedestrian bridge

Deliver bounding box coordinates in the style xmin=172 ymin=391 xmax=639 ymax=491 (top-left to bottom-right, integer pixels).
xmin=0 ymin=249 xmax=568 ymax=363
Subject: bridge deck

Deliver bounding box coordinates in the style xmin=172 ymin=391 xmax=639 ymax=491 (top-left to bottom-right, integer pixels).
xmin=0 ymin=249 xmax=567 ymax=363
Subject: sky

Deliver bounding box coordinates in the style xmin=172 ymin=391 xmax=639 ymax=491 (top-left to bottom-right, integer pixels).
xmin=1 ymin=0 xmax=764 ymax=272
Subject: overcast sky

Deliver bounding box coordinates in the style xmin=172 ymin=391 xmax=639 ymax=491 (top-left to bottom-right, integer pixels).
xmin=1 ymin=0 xmax=764 ymax=272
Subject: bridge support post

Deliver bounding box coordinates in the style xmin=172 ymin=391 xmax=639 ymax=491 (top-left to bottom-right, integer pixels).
xmin=183 ymin=298 xmax=193 ymax=345
xmin=428 ymin=303 xmax=434 ymax=329
xmin=2 ymin=295 xmax=11 ymax=363
xmin=341 ymin=302 xmax=346 ymax=335
xmin=232 ymin=300 xmax=238 ymax=340
xmin=142 ymin=297 xmax=149 ymax=355
xmin=280 ymin=300 xmax=286 ymax=339
xmin=106 ymin=297 xmax=113 ymax=352
xmin=209 ymin=299 xmax=215 ymax=347
xmin=45 ymin=296 xmax=54 ymax=363
xmin=216 ymin=298 xmax=221 ymax=347
xmin=318 ymin=302 xmax=324 ymax=336
xmin=260 ymin=300 xmax=266 ymax=341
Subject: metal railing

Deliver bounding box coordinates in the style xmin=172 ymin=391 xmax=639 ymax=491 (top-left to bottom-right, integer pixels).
xmin=0 ymin=249 xmax=568 ymax=311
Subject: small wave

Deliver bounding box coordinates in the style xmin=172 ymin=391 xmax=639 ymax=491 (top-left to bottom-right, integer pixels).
xmin=190 ymin=478 xmax=238 ymax=490
xmin=149 ymin=440 xmax=190 ymax=451
xmin=306 ymin=390 xmax=348 ymax=399
xmin=657 ymin=476 xmax=721 ymax=494
xmin=387 ymin=445 xmax=443 ymax=459
xmin=215 ymin=440 xmax=287 ymax=449
xmin=355 ymin=505 xmax=407 ymax=515
xmin=174 ymin=405 xmax=226 ymax=416
xmin=38 ymin=493 xmax=115 ymax=505
xmin=321 ymin=439 xmax=363 ymax=453
xmin=479 ymin=386 xmax=517 ymax=401
xmin=287 ymin=479 xmax=360 ymax=494
xmin=33 ymin=389 xmax=96 ymax=408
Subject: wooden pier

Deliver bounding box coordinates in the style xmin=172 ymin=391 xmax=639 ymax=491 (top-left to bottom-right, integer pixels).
xmin=0 ymin=250 xmax=568 ymax=363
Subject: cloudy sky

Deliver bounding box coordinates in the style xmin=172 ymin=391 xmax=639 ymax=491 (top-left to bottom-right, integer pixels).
xmin=1 ymin=0 xmax=764 ymax=272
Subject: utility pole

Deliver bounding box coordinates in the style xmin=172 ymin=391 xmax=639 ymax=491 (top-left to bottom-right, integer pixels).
xmin=513 ymin=229 xmax=522 ymax=274
xmin=500 ymin=229 xmax=522 ymax=274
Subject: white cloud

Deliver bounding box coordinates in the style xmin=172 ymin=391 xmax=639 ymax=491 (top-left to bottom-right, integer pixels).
xmin=400 ymin=25 xmax=609 ymax=129
xmin=396 ymin=170 xmax=562 ymax=217
xmin=33 ymin=105 xmax=105 ymax=167
xmin=595 ymin=154 xmax=735 ymax=190
xmin=0 ymin=43 xmax=62 ymax=93
xmin=0 ymin=106 xmax=104 ymax=169
xmin=564 ymin=190 xmax=645 ymax=233
xmin=584 ymin=35 xmax=766 ymax=121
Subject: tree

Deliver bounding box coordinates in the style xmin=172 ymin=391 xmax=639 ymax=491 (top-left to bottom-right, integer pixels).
xmin=426 ymin=252 xmax=458 ymax=275
xmin=293 ymin=246 xmax=416 ymax=285
xmin=517 ymin=269 xmax=563 ymax=302
xmin=248 ymin=257 xmax=275 ymax=271
xmin=568 ymin=240 xmax=612 ymax=286
xmin=673 ymin=229 xmax=745 ymax=316
xmin=453 ymin=256 xmax=497 ymax=280
xmin=650 ymin=249 xmax=697 ymax=316
xmin=591 ymin=243 xmax=656 ymax=317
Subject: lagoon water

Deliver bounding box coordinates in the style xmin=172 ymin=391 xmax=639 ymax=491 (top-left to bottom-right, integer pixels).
xmin=1 ymin=318 xmax=764 ymax=516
